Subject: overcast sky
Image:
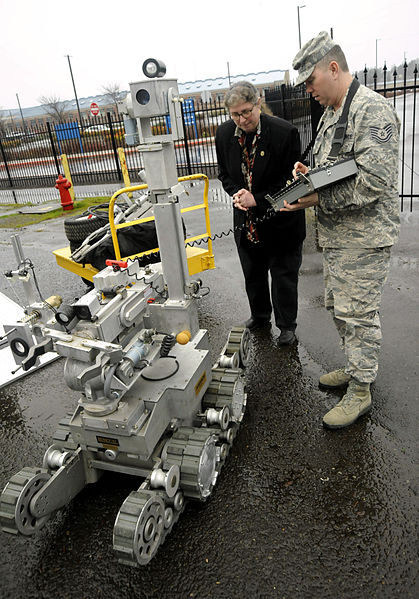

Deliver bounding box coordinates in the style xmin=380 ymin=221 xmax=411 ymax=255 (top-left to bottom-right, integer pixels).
xmin=0 ymin=0 xmax=417 ymax=110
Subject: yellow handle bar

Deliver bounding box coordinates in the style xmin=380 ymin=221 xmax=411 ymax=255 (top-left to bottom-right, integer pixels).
xmin=108 ymin=174 xmax=213 ymax=261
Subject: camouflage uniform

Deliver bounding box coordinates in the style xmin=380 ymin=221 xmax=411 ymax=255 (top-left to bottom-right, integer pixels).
xmin=314 ymin=84 xmax=400 ymax=250
xmin=315 ymin=85 xmax=400 ymax=382
xmin=294 ymin=33 xmax=400 ymax=383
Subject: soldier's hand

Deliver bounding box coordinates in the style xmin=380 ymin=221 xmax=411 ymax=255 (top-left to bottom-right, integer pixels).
xmin=292 ymin=161 xmax=309 ymax=179
xmin=281 ymin=192 xmax=319 ymax=212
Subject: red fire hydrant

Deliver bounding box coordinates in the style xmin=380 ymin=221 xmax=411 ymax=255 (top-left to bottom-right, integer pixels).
xmin=55 ymin=174 xmax=74 ymax=211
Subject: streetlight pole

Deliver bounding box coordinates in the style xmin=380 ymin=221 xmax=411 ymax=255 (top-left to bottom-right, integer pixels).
xmin=66 ymin=55 xmax=83 ymax=125
xmin=375 ymin=38 xmax=381 ymax=71
xmin=297 ymin=5 xmax=306 ymax=49
xmin=227 ymin=61 xmax=231 ymax=86
xmin=16 ymin=93 xmax=27 ymax=133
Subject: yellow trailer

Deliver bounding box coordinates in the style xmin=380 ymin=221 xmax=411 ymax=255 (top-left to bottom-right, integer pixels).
xmin=53 ymin=174 xmax=215 ymax=282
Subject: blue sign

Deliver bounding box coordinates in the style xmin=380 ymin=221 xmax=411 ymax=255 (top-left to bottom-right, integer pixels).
xmin=55 ymin=122 xmax=83 ymax=154
xmin=183 ymin=99 xmax=198 ymax=137
xmin=165 ymin=99 xmax=198 ymax=138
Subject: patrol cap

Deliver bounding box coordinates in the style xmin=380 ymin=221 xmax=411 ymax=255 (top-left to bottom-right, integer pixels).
xmin=293 ymin=31 xmax=336 ymax=86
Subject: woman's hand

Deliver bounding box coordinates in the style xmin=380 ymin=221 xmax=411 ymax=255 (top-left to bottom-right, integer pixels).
xmin=233 ymin=189 xmax=256 ymax=211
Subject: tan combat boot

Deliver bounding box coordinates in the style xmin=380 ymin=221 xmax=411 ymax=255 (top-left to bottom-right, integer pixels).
xmin=322 ymin=380 xmax=371 ymax=429
xmin=319 ymin=368 xmax=351 ymax=389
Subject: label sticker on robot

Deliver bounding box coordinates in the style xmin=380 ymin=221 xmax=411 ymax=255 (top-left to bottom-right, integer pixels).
xmin=96 ymin=435 xmax=120 ymax=449
xmin=195 ymin=371 xmax=207 ymax=395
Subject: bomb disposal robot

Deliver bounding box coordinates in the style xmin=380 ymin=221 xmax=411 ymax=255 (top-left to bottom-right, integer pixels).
xmin=0 ymin=59 xmax=250 ymax=566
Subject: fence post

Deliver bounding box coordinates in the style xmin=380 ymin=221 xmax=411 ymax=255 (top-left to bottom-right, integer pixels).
xmin=364 ymin=66 xmax=368 ymax=86
xmin=392 ymin=68 xmax=398 ymax=107
xmin=0 ymin=137 xmax=15 ymax=195
xmin=280 ymin=84 xmax=287 ymax=120
xmin=117 ymin=147 xmax=132 ymax=197
xmin=180 ymin=101 xmax=193 ymax=176
xmin=61 ymin=154 xmax=75 ymax=201
xmin=46 ymin=121 xmax=61 ymax=175
xmin=309 ymin=96 xmax=323 ymax=151
xmin=400 ymin=62 xmax=408 ymax=212
xmin=107 ymin=112 xmax=122 ymax=181
xmin=410 ymin=65 xmax=417 ymax=212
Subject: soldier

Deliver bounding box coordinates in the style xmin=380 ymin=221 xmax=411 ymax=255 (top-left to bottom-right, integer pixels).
xmin=282 ymin=31 xmax=400 ymax=428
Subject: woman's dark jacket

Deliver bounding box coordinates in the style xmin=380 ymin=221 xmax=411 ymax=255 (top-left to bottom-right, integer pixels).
xmin=215 ymin=112 xmax=306 ymax=250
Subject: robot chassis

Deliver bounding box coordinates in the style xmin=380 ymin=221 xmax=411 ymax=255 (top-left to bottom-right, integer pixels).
xmin=0 ymin=60 xmax=251 ymax=566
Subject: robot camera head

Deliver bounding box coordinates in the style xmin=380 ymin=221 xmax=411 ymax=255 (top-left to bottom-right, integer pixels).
xmin=142 ymin=58 xmax=166 ymax=79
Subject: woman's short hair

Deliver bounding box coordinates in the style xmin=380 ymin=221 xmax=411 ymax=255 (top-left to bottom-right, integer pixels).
xmin=224 ymin=81 xmax=260 ymax=109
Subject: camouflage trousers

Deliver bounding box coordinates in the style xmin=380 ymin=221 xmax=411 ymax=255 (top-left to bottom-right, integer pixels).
xmin=323 ymin=247 xmax=392 ymax=383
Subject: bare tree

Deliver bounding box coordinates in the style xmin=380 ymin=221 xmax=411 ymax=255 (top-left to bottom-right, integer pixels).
xmin=0 ymin=110 xmax=22 ymax=137
xmin=0 ymin=109 xmax=7 ymax=137
xmin=101 ymin=83 xmax=124 ymax=113
xmin=357 ymin=57 xmax=419 ymax=83
xmin=38 ymin=95 xmax=67 ymax=123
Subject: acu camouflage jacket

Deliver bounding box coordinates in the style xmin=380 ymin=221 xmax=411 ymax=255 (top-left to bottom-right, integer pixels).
xmin=314 ymin=83 xmax=400 ymax=248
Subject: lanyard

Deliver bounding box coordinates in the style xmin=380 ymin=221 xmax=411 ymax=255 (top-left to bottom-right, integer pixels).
xmin=327 ymin=78 xmax=360 ymax=160
xmin=238 ymin=132 xmax=259 ymax=191
xmin=300 ymin=78 xmax=360 ymax=163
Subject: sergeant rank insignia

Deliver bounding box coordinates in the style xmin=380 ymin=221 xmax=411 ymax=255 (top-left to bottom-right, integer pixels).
xmin=370 ymin=123 xmax=393 ymax=143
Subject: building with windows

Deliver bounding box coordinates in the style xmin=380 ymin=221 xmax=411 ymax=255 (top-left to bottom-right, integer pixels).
xmin=178 ymin=69 xmax=289 ymax=103
xmin=0 ymin=69 xmax=289 ymax=133
xmin=0 ymin=94 xmax=122 ymax=133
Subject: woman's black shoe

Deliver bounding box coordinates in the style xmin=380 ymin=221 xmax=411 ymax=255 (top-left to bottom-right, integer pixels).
xmin=244 ymin=317 xmax=271 ymax=331
xmin=278 ymin=329 xmax=297 ymax=345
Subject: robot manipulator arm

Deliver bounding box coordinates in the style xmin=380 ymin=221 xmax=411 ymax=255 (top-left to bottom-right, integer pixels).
xmin=3 ymin=321 xmax=54 ymax=373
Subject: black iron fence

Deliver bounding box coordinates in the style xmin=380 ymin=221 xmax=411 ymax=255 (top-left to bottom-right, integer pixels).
xmin=264 ymin=84 xmax=323 ymax=164
xmin=0 ymin=97 xmax=313 ymax=197
xmin=0 ymin=114 xmax=129 ymax=192
xmin=0 ymin=61 xmax=417 ymax=210
xmin=354 ymin=63 xmax=419 ymax=213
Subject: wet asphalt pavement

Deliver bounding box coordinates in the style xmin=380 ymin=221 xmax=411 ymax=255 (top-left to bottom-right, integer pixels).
xmin=0 ymin=182 xmax=417 ymax=599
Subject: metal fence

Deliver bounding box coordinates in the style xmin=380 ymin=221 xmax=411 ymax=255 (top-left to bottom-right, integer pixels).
xmin=0 ymin=114 xmax=130 ymax=193
xmin=354 ymin=63 xmax=419 ymax=212
xmin=0 ymin=61 xmax=417 ymax=210
xmin=264 ymin=84 xmax=323 ymax=164
xmin=0 ymin=98 xmax=313 ymax=201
